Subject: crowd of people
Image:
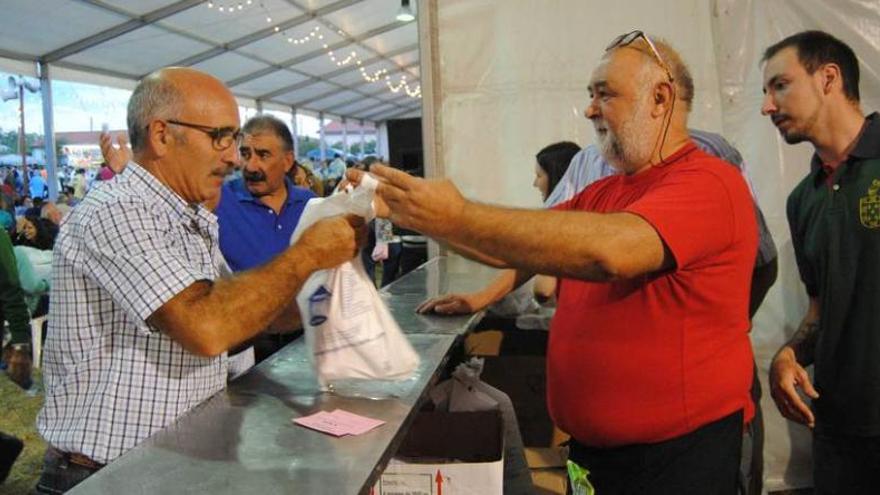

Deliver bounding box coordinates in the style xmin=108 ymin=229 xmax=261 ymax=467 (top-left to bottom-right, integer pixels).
xmin=0 ymin=27 xmax=875 ymax=495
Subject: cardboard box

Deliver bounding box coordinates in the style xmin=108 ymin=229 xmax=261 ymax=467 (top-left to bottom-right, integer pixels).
xmin=372 ymin=410 xmax=504 ymax=495
xmin=531 ymin=469 xmax=568 ymax=495
xmin=525 ymin=447 xmax=568 ymax=495
xmin=524 ymin=447 xmax=566 ymax=469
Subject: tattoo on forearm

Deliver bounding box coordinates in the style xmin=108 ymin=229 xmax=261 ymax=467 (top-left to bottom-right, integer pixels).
xmin=789 ymin=320 xmax=819 ymax=365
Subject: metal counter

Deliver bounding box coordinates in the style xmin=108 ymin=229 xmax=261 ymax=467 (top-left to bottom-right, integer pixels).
xmin=70 ymin=256 xmax=500 ymax=495
xmin=380 ymin=256 xmax=501 ymax=335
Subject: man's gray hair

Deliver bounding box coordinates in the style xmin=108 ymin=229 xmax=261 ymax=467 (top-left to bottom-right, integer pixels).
xmin=127 ymin=72 xmax=184 ymax=152
xmin=626 ymin=37 xmax=695 ymax=111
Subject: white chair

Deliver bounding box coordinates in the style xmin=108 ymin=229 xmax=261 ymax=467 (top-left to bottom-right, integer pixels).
xmin=30 ymin=315 xmax=46 ymax=368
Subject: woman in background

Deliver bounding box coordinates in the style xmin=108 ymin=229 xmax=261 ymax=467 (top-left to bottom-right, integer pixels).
xmin=532 ymin=141 xmax=581 ymax=202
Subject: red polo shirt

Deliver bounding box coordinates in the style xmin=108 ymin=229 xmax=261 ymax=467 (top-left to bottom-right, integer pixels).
xmin=548 ymin=143 xmax=757 ymax=447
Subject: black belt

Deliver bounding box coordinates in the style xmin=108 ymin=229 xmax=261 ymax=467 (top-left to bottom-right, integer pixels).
xmin=48 ymin=446 xmax=105 ymax=470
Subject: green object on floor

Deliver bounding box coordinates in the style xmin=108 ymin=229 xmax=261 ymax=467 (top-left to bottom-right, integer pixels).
xmin=567 ymin=459 xmax=595 ymax=495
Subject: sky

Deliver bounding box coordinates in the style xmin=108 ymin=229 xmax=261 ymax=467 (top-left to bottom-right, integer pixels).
xmin=0 ymin=71 xmax=322 ymax=137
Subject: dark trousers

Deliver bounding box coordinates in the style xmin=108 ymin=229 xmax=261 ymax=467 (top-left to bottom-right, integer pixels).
xmin=35 ymin=449 xmax=102 ymax=494
xmin=737 ymin=256 xmax=776 ymax=495
xmin=0 ymin=431 xmax=23 ymax=483
xmin=568 ymin=410 xmax=743 ymax=495
xmin=813 ymin=426 xmax=880 ymax=494
xmin=738 ymin=363 xmax=764 ymax=495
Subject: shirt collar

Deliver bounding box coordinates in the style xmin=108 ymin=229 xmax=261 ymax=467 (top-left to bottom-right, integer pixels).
xmin=850 ymin=112 xmax=880 ymax=160
xmin=810 ymin=112 xmax=880 ymax=174
xmin=123 ymin=161 xmax=217 ymax=231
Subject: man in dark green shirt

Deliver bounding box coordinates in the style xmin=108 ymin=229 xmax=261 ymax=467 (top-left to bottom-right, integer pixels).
xmin=0 ymin=227 xmax=32 ymax=389
xmin=762 ymin=30 xmax=880 ymax=493
xmin=0 ymin=227 xmax=31 ymax=483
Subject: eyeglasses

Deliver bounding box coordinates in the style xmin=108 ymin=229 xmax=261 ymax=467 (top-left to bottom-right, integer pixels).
xmin=164 ymin=119 xmax=242 ymax=151
xmin=606 ymin=30 xmax=674 ymax=84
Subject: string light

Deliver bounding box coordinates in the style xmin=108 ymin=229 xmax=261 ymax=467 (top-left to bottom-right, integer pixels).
xmin=205 ymin=1 xmax=421 ymax=99
xmin=360 ymin=67 xmax=388 ymax=83
xmin=207 ymin=0 xmax=325 ymax=47
xmin=207 ymin=0 xmax=253 ymax=14
xmin=385 ymin=75 xmax=421 ymax=98
xmin=283 ymin=26 xmax=321 ymax=45
xmin=314 ymin=32 xmax=420 ymax=98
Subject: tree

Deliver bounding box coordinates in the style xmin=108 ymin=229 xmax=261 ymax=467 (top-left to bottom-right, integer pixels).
xmin=296 ymin=136 xmax=319 ymax=158
xmin=0 ymin=129 xmax=40 ymax=154
xmin=349 ymin=140 xmax=377 ymax=155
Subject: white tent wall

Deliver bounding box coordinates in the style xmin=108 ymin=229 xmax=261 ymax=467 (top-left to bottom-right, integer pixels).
xmin=425 ymin=0 xmax=880 ymax=491
xmin=430 ymin=0 xmax=723 ymax=207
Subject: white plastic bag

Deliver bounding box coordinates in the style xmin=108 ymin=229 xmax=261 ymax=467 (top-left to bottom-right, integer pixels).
xmin=290 ymin=176 xmax=420 ymax=389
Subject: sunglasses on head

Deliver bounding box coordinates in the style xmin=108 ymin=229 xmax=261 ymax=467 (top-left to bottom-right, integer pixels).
xmin=606 ymin=30 xmax=674 ymax=84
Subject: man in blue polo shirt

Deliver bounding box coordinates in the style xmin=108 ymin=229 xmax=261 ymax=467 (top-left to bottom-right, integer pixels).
xmin=215 ymin=115 xmax=316 ymax=364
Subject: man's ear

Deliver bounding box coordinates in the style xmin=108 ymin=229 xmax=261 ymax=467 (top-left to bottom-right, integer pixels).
xmin=146 ymin=120 xmax=171 ymax=157
xmin=820 ymin=63 xmax=842 ymax=96
xmin=651 ymin=81 xmax=675 ymax=118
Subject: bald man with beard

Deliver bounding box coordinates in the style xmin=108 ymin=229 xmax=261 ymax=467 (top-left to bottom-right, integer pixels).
xmin=348 ymin=32 xmax=757 ymax=493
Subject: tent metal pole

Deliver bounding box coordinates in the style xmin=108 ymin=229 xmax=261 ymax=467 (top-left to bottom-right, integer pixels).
xmin=319 ymin=112 xmax=326 ymax=162
xmin=39 ymin=62 xmax=59 ymax=201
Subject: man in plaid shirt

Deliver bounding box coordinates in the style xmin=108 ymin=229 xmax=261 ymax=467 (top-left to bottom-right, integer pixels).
xmin=35 ymin=67 xmax=363 ymax=494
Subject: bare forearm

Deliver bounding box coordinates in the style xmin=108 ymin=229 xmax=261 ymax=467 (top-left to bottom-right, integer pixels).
xmin=204 ymin=247 xmax=315 ymax=346
xmin=443 ymin=202 xmax=664 ymax=281
xmin=473 ymin=268 xmax=536 ymax=307
xmin=266 ymin=300 xmax=303 ymax=333
xmin=443 ymin=238 xmax=509 ymax=268
xmin=778 ymin=298 xmax=820 ymax=366
xmin=786 ymin=317 xmax=819 ymax=366
xmin=154 ymin=245 xmax=318 ymax=356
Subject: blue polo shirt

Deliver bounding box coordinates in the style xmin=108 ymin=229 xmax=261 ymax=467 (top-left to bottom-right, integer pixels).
xmin=216 ymin=177 xmax=316 ymax=272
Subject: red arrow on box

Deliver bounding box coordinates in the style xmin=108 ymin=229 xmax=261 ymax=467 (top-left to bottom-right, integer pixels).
xmin=435 ymin=470 xmax=444 ymax=495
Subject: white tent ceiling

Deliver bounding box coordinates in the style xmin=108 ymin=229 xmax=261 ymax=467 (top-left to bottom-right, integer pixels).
xmin=0 ymin=0 xmax=423 ymax=122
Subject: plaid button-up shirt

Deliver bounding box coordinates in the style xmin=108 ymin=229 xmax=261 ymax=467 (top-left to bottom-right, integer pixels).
xmin=38 ymin=161 xmax=228 ymax=464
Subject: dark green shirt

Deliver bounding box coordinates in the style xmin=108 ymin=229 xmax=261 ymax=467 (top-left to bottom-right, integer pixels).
xmin=0 ymin=228 xmax=31 ymax=344
xmin=787 ymin=112 xmax=880 ymax=435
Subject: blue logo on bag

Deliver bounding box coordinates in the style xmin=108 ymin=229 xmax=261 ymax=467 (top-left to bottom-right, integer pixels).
xmin=308 ymin=285 xmax=332 ymax=326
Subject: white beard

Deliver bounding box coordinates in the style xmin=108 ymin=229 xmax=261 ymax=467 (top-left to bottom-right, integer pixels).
xmin=595 ymin=95 xmax=658 ymax=173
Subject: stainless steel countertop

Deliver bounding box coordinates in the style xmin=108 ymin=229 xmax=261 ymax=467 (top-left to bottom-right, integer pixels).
xmin=380 ymin=256 xmax=501 ymax=335
xmin=70 ymin=256 xmax=499 ymax=495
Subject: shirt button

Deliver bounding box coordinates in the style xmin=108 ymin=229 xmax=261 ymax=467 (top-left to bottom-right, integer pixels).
xmin=277 ymin=225 xmax=282 ymax=230
xmin=832 ymin=184 xmax=840 ymax=191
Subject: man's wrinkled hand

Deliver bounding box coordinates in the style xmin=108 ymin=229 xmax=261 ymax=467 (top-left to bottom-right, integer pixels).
xmin=99 ymin=132 xmax=132 ymax=174
xmin=344 ymin=169 xmax=391 ymax=218
xmin=3 ymin=345 xmax=33 ymax=390
xmin=355 ymin=165 xmax=466 ymax=239
xmin=416 ymin=293 xmax=484 ymax=315
xmin=296 ymin=215 xmax=367 ymax=271
xmin=769 ymin=347 xmax=819 ymax=428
